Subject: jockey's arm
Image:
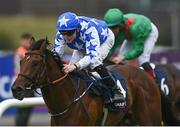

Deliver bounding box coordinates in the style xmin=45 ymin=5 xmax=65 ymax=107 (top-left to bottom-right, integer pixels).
xmin=123 ymin=37 xmax=144 ymax=60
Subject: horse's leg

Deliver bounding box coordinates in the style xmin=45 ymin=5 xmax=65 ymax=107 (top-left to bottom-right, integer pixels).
xmin=51 ymin=117 xmax=56 ymax=126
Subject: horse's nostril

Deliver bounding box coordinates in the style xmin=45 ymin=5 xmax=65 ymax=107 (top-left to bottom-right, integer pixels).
xmin=11 ymin=85 xmax=25 ymax=100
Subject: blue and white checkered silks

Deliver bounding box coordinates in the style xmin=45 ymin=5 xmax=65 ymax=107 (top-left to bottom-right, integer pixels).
xmin=53 ymin=14 xmax=113 ymax=69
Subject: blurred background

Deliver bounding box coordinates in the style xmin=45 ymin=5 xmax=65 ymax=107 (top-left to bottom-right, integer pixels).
xmin=0 ymin=0 xmax=180 ymax=126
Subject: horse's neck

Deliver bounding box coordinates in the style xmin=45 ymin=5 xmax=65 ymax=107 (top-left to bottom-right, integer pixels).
xmin=41 ymin=80 xmax=75 ymax=112
xmin=41 ymin=60 xmax=78 ymax=114
xmin=42 ymin=55 xmax=85 ymax=115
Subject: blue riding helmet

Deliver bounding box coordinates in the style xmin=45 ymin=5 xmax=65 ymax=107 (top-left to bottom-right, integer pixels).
xmin=56 ymin=12 xmax=79 ymax=31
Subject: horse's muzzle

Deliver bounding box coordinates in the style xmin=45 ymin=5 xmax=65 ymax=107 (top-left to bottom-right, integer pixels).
xmin=11 ymin=83 xmax=25 ymax=100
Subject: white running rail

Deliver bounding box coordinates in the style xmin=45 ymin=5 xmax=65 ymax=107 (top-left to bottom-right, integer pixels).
xmin=0 ymin=97 xmax=45 ymax=117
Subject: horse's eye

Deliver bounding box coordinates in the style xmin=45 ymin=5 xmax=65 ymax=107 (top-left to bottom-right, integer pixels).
xmin=32 ymin=61 xmax=39 ymax=67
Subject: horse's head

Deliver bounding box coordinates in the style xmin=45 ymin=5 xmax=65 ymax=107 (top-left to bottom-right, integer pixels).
xmin=11 ymin=38 xmax=62 ymax=100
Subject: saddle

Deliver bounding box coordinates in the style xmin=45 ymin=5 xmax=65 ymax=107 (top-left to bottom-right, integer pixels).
xmin=71 ymin=69 xmax=128 ymax=112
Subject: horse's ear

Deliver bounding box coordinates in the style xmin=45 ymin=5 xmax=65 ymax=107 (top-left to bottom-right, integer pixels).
xmin=40 ymin=39 xmax=47 ymax=51
xmin=45 ymin=36 xmax=50 ymax=45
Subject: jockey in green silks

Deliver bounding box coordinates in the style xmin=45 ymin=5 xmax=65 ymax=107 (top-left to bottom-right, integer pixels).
xmin=104 ymin=8 xmax=159 ymax=78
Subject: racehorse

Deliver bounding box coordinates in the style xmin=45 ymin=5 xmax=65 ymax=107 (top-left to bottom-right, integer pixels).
xmin=107 ymin=59 xmax=180 ymax=125
xmin=11 ymin=38 xmax=162 ymax=125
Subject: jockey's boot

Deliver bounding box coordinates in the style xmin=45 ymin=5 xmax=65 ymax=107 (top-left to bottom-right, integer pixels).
xmin=141 ymin=62 xmax=156 ymax=79
xmin=94 ymin=65 xmax=125 ymax=103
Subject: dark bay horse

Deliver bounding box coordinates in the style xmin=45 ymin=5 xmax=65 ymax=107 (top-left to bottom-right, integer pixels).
xmin=11 ymin=39 xmax=162 ymax=125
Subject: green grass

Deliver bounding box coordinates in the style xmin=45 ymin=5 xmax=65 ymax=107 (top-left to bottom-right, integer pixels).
xmin=0 ymin=16 xmax=57 ymax=50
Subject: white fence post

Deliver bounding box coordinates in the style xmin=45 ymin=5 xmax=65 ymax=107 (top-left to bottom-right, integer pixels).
xmin=0 ymin=97 xmax=45 ymax=117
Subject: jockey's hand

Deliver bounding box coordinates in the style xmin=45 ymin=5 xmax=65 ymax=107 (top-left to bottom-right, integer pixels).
xmin=111 ymin=54 xmax=125 ymax=64
xmin=62 ymin=64 xmax=76 ymax=74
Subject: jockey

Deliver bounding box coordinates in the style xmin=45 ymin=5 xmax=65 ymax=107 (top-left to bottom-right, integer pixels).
xmin=104 ymin=8 xmax=159 ymax=78
xmin=53 ymin=12 xmax=125 ymax=105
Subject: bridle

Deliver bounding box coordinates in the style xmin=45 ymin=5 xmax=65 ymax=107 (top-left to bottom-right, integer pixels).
xmin=17 ymin=49 xmax=92 ymax=117
xmin=18 ymin=51 xmax=67 ymax=91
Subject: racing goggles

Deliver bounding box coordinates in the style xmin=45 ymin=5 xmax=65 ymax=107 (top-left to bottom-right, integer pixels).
xmin=59 ymin=29 xmax=76 ymax=36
